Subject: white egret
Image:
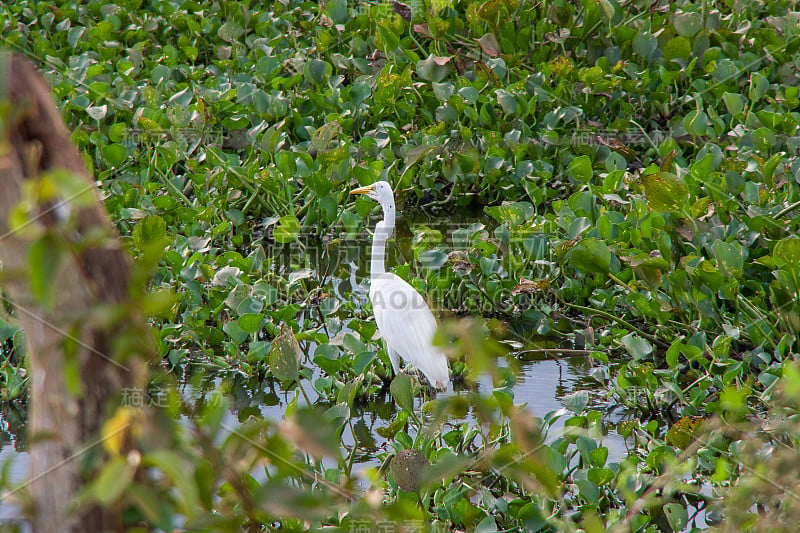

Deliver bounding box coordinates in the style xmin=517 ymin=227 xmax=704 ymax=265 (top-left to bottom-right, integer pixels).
xmin=351 ymin=181 xmax=450 ymax=390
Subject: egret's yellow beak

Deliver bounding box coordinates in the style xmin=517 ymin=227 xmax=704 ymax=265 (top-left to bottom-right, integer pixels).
xmin=350 ymin=184 xmax=375 ymax=195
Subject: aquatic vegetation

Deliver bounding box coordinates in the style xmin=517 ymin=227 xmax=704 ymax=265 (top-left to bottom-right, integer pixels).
xmin=1 ymin=0 xmax=799 ymax=530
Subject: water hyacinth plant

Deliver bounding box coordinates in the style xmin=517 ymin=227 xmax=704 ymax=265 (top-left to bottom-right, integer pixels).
xmin=0 ymin=0 xmax=799 ymax=531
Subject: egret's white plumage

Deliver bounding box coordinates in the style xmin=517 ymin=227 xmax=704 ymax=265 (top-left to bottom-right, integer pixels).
xmin=351 ymin=181 xmax=450 ymax=389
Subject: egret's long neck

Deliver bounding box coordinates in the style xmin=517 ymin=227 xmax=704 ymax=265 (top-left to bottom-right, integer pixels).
xmin=370 ymin=198 xmax=395 ymax=281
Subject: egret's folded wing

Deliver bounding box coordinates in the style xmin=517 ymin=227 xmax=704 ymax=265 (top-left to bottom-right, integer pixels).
xmin=370 ymin=273 xmax=449 ymax=388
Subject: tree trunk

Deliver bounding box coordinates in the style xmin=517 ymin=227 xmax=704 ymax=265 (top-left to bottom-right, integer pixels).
xmin=0 ymin=54 xmax=150 ymax=532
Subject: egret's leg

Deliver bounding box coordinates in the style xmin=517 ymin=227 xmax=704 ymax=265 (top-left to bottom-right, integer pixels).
xmin=387 ymin=348 xmax=401 ymax=375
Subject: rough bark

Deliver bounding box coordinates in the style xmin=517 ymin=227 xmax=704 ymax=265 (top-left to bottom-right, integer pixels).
xmin=0 ymin=54 xmax=150 ymax=532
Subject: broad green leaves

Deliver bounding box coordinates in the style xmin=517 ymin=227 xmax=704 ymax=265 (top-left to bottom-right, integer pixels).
xmin=3 ymin=0 xmax=800 ymax=531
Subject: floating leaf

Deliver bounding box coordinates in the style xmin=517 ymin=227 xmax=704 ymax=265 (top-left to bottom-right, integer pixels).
xmin=673 ymin=12 xmax=702 ymax=37
xmin=269 ymin=324 xmax=301 ymax=382
xmin=642 ymin=172 xmax=688 ymax=212
xmin=567 ymin=155 xmax=592 ymax=183
xmin=416 ymin=55 xmax=452 ymax=82
xmin=773 ymin=237 xmax=800 ymax=269
xmin=303 ymin=59 xmax=331 ymax=87
xmin=568 ymin=238 xmax=612 ymax=273
xmin=621 ymin=333 xmax=653 ymax=360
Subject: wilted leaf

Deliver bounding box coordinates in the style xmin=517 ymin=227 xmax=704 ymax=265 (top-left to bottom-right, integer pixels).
xmin=477 ymin=33 xmax=500 ymax=57
xmin=390 ymin=449 xmax=429 ymax=492
xmin=269 ymin=324 xmax=301 ymax=382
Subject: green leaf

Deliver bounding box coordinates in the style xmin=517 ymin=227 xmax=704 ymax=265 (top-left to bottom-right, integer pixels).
xmin=304 ymin=59 xmax=331 ymax=87
xmin=663 ymin=503 xmax=688 ymax=531
xmin=143 ymin=450 xmax=200 ymax=517
xmin=632 ymin=32 xmax=657 ymax=59
xmin=662 ymin=36 xmax=691 ymax=61
xmin=621 ymin=333 xmax=653 ymax=360
xmin=495 ymin=89 xmax=517 ymax=114
xmin=722 ymin=92 xmax=745 ymax=116
xmin=102 ymin=143 xmax=127 ymax=166
xmin=749 ymin=72 xmax=769 ymax=103
xmin=568 ymin=238 xmax=612 ymax=273
xmin=567 ymin=155 xmax=592 ymax=183
xmin=774 ymin=237 xmax=800 ymax=269
xmin=575 ymin=478 xmax=600 ymax=504
xmin=587 ymin=467 xmax=614 ymax=485
xmin=416 ymin=55 xmax=452 ymax=82
xmin=237 ymin=313 xmax=264 ymax=334
xmin=484 ymin=202 xmax=534 ymax=225
xmin=273 ymin=215 xmax=300 ymax=243
xmin=269 ymin=325 xmax=301 ymax=382
xmin=642 ymin=172 xmax=688 ymax=212
xmin=475 ymin=514 xmax=499 ymax=533
xmin=683 ymin=109 xmax=708 ymax=136
xmin=673 ymin=12 xmax=702 ymax=37
xmin=390 ymin=373 xmax=414 ymax=412
xmin=133 ymin=215 xmax=167 ymax=250
xmin=324 ymin=402 xmax=350 ymax=428
xmin=223 ymin=321 xmax=248 ymax=344
xmin=377 ymin=23 xmax=400 ymax=53
xmin=711 ymin=240 xmax=744 ymax=276
xmin=86 ymin=456 xmax=135 ymax=505
xmin=589 ymin=446 xmax=609 ymax=467
xmin=562 ymin=390 xmax=589 ymax=413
